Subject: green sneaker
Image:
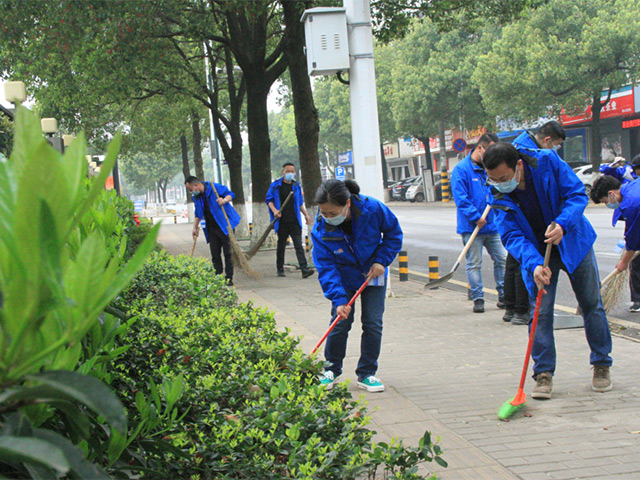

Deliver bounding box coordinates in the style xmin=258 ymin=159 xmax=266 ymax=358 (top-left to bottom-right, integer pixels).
xmin=357 ymin=376 xmax=385 ymax=393
xmin=319 ymin=370 xmax=338 ymax=390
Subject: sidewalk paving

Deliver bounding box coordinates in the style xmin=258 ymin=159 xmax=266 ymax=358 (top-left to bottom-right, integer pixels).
xmin=159 ymin=222 xmax=640 ymax=480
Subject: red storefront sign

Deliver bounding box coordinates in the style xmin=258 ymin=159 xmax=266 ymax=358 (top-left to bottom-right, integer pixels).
xmin=561 ymin=87 xmax=635 ymax=126
xmin=622 ymin=118 xmax=640 ymax=129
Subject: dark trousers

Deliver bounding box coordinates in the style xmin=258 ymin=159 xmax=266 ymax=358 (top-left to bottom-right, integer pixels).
xmin=503 ymin=253 xmax=529 ymax=314
xmin=208 ymin=225 xmax=233 ymax=280
xmin=630 ymin=254 xmax=640 ymax=302
xmin=276 ymin=222 xmax=308 ymax=271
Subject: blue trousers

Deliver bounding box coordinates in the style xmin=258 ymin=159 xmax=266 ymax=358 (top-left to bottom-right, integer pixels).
xmin=530 ymin=248 xmax=613 ymax=376
xmin=324 ymin=284 xmax=386 ymax=381
xmin=461 ymin=232 xmax=506 ymax=301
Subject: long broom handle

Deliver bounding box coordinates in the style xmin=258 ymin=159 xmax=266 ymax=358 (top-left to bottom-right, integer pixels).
xmin=246 ymin=192 xmax=295 ymax=259
xmin=311 ymin=279 xmax=369 ymax=355
xmin=190 ymin=237 xmax=197 ymax=257
xmin=211 ymin=184 xmax=235 ymax=234
xmin=452 ymin=204 xmax=492 ymax=270
xmin=600 ymin=250 xmax=640 ymax=287
xmin=516 ymin=224 xmax=556 ymax=393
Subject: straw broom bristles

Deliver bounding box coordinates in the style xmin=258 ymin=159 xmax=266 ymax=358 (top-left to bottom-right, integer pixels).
xmin=601 ymin=268 xmax=627 ymax=313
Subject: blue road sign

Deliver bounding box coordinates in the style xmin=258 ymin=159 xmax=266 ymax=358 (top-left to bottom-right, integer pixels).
xmin=335 ymin=166 xmax=346 ymax=180
xmin=453 ymin=138 xmax=467 ymax=152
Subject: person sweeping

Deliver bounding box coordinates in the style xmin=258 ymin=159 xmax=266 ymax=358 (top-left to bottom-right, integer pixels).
xmin=483 ymin=143 xmax=613 ymax=406
xmin=186 ymin=176 xmax=241 ymax=286
xmin=311 ymin=179 xmax=402 ymax=393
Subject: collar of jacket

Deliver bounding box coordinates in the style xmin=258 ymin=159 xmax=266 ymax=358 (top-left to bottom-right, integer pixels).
xmin=323 ymin=194 xmax=363 ymax=233
xmin=526 ymin=129 xmax=543 ymax=149
xmin=489 ymin=153 xmax=537 ymax=206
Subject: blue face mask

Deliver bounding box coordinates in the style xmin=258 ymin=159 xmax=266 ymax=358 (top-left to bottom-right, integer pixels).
xmin=322 ymin=206 xmax=348 ymax=226
xmin=284 ymin=172 xmax=295 ymax=182
xmin=493 ymin=168 xmax=521 ymax=194
xmin=606 ymin=193 xmax=620 ymax=209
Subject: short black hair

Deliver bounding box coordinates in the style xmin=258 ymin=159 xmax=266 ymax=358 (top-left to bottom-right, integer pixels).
xmin=282 ymin=162 xmax=295 ymax=169
xmin=631 ymin=153 xmax=640 ymax=168
xmin=537 ymin=121 xmax=566 ymax=141
xmin=185 ymin=176 xmax=201 ymax=185
xmin=590 ymin=175 xmax=621 ymax=204
xmin=477 ymin=133 xmax=499 ymax=146
xmin=483 ymin=143 xmax=519 ymax=171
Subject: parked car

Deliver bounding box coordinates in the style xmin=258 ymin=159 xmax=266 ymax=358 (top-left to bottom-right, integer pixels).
xmin=386 ymin=180 xmax=397 ymax=197
xmin=391 ymin=176 xmax=420 ymax=201
xmin=406 ymin=177 xmax=425 ymax=202
xmin=573 ymin=164 xmax=596 ymax=196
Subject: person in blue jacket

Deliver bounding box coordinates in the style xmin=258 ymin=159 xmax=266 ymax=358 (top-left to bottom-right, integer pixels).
xmin=597 ymin=153 xmax=640 ymax=311
xmin=482 ymin=143 xmax=613 ymax=399
xmin=451 ymin=133 xmax=506 ymax=314
xmin=311 ymin=179 xmax=402 ymax=393
xmin=266 ymin=162 xmax=314 ymax=279
xmin=512 ymin=120 xmax=566 ymax=153
xmin=186 ymin=176 xmax=240 ymax=286
xmin=598 ymin=155 xmax=640 ymax=184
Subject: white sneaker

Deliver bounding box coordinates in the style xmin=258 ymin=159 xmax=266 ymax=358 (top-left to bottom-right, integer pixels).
xmin=357 ymin=375 xmax=385 ymax=392
xmin=319 ymin=370 xmax=338 ymax=390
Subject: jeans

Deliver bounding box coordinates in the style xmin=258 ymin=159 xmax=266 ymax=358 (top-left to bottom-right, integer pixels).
xmin=208 ymin=225 xmax=233 ymax=280
xmin=461 ymin=232 xmax=506 ymax=301
xmin=530 ymin=248 xmax=612 ymax=376
xmin=504 ymin=253 xmax=529 ymax=314
xmin=276 ymin=222 xmax=309 ymax=271
xmin=324 ymin=284 xmax=386 ymax=381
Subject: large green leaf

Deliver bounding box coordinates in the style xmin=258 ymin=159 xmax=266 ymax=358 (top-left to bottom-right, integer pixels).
xmin=25 ymin=370 xmax=126 ymax=432
xmin=0 ymin=436 xmax=69 ymax=473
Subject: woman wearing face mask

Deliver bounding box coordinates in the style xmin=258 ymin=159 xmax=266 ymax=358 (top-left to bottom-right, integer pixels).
xmin=311 ymin=179 xmax=403 ymax=392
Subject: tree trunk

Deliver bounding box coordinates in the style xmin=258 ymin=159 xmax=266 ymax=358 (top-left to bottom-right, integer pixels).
xmin=379 ymin=143 xmax=390 ymax=202
xmin=191 ymin=111 xmax=205 ymax=181
xmin=180 ymin=134 xmax=193 ymax=204
xmin=225 ymin=144 xmax=249 ymax=237
xmin=282 ymin=0 xmax=322 ymax=208
xmin=589 ymin=89 xmax=611 ymax=172
xmin=245 ymin=76 xmax=273 ymax=246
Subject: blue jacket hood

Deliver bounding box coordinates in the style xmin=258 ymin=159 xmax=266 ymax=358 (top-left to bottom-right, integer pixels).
xmin=613 ymin=180 xmax=640 ymax=251
xmin=311 ymin=195 xmax=403 ymax=306
xmin=451 ymin=153 xmax=498 ymax=235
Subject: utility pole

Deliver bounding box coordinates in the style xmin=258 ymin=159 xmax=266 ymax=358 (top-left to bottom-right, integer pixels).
xmin=344 ymin=0 xmax=384 ymax=201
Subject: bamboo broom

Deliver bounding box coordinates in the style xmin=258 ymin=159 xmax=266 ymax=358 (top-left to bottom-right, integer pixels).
xmin=246 ymin=191 xmax=294 ymax=260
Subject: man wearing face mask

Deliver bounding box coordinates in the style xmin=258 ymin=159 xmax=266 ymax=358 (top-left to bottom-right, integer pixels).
xmin=185 ymin=176 xmax=240 ymax=286
xmin=451 ymin=133 xmax=506 ymax=313
xmin=266 ymin=162 xmax=315 ymax=279
xmin=513 ymin=120 xmax=566 ymax=153
xmin=483 ymin=143 xmax=612 ymax=400
xmin=591 ymin=174 xmax=640 ymax=277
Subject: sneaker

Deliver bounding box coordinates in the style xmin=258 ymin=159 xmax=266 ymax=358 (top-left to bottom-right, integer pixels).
xmin=630 ymin=302 xmax=640 ymax=312
xmin=319 ymin=371 xmax=338 ymax=390
xmin=511 ymin=311 xmax=530 ymax=325
xmin=357 ymin=376 xmax=385 ymax=393
xmin=497 ymin=296 xmax=506 ymax=309
xmin=592 ymin=365 xmax=612 ymax=392
xmin=277 ymin=270 xmax=286 ymax=277
xmin=531 ymin=372 xmax=553 ymax=399
xmin=226 ymin=278 xmax=234 ymax=287
xmin=473 ymin=299 xmax=485 ymax=313
xmin=301 ymin=268 xmax=315 ymax=279
xmin=502 ymin=309 xmax=515 ymax=322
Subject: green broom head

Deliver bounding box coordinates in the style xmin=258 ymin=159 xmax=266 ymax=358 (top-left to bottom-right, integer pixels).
xmin=497 ymin=390 xmax=526 ymax=420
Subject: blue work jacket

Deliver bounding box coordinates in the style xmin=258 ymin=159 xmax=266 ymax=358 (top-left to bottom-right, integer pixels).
xmin=451 ymin=152 xmax=498 ymax=235
xmin=512 ymin=130 xmax=541 ymax=152
xmin=489 ymin=151 xmax=596 ymax=296
xmin=599 ymin=163 xmax=637 ymax=184
xmin=193 ymin=182 xmax=240 ymax=242
xmin=613 ymin=179 xmax=640 ymax=250
xmin=311 ymin=195 xmax=403 ymax=307
xmin=265 ymin=178 xmax=304 ymax=232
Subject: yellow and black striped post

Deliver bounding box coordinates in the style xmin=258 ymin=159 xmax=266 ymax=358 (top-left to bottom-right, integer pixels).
xmin=305 ymin=235 xmax=310 ymax=252
xmin=429 ymin=256 xmax=439 ymax=288
xmin=249 ymin=222 xmax=253 ymax=236
xmin=399 ymin=251 xmax=409 ymax=281
xmin=440 ymin=171 xmax=451 ymax=203
xmin=174 ymin=215 xmax=177 ymax=224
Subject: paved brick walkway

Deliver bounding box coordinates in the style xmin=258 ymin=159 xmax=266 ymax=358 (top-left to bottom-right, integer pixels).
xmin=159 ymin=222 xmax=640 ymax=480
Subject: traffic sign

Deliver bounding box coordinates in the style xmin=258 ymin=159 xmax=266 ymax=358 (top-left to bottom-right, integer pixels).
xmin=335 ymin=166 xmax=346 ymax=180
xmin=453 ymin=138 xmax=467 ymax=152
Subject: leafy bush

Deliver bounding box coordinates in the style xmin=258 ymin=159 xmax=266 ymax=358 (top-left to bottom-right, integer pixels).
xmin=0 ymin=107 xmax=159 ymax=478
xmin=104 ymin=253 xmax=447 ymax=479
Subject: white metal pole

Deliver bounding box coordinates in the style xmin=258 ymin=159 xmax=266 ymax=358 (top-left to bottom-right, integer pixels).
xmin=343 ymin=0 xmax=384 ymax=201
xmin=204 ymin=42 xmax=221 ymax=184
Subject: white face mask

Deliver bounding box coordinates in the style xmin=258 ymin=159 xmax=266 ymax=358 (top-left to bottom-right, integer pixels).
xmin=552 ymin=144 xmax=561 ymax=152
xmin=322 ymin=205 xmax=348 ymax=226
